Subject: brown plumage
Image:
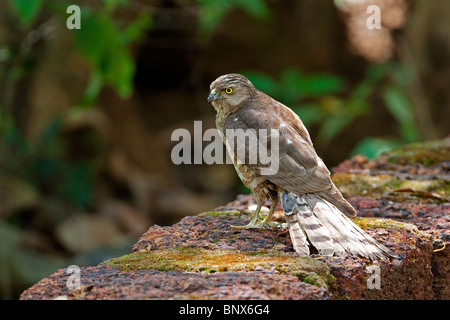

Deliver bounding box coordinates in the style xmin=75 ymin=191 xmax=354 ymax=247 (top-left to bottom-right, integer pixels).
xmin=208 ymin=73 xmax=398 ymax=260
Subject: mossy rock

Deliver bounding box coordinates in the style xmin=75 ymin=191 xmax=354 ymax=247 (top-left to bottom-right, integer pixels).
xmin=353 ymin=217 xmax=428 ymax=238
xmin=198 ymin=210 xmax=241 ymax=217
xmin=333 ymin=173 xmax=449 ymax=203
xmin=379 ymin=139 xmax=450 ymax=167
xmin=104 ymin=246 xmax=336 ymax=291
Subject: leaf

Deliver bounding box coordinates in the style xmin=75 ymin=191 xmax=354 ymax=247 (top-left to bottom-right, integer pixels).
xmin=235 ymin=0 xmax=270 ymax=20
xmin=121 ymin=12 xmax=153 ymax=44
xmin=277 ymin=69 xmax=345 ymax=102
xmin=279 ymin=69 xmax=303 ymax=102
xmin=102 ymin=47 xmax=135 ymax=98
xmin=349 ymin=80 xmax=374 ymax=100
xmin=292 ymin=104 xmax=325 ymax=126
xmin=10 ymin=0 xmax=43 ymax=25
xmin=243 ymin=71 xmax=279 ymax=96
xmin=365 ymin=63 xmax=389 ymax=82
xmin=197 ymin=0 xmax=231 ymax=36
xmin=346 ymin=98 xmax=370 ymax=116
xmin=73 ymin=10 xmax=111 ymax=64
xmin=383 ymin=87 xmax=414 ymax=125
xmin=197 ymin=0 xmax=269 ymax=36
xmin=299 ymin=74 xmax=345 ymax=98
xmin=382 ymin=87 xmax=420 ymax=141
xmin=317 ymin=112 xmax=353 ymax=145
xmin=400 ymin=123 xmax=420 ymax=142
xmin=350 ymin=137 xmax=401 ymax=159
xmin=78 ymin=71 xmax=104 ymax=108
xmin=103 ymin=0 xmax=129 ymax=11
xmin=73 ymin=10 xmax=137 ymax=99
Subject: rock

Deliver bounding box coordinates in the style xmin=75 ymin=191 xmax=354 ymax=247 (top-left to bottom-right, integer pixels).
xmin=19 ymin=264 xmax=333 ymax=300
xmin=333 ymin=137 xmax=450 ymax=300
xmin=20 ymin=139 xmax=449 ymax=299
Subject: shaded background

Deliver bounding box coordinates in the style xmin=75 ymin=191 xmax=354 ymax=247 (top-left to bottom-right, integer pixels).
xmin=0 ymin=0 xmax=449 ymax=299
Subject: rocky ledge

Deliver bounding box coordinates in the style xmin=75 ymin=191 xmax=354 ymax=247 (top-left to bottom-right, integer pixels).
xmin=20 ymin=138 xmax=449 ymax=300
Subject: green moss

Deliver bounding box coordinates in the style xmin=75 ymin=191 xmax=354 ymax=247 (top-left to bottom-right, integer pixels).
xmin=332 ymin=138 xmax=449 ymax=204
xmin=333 ymin=173 xmax=394 ymax=196
xmin=103 ymin=247 xmax=336 ymax=291
xmin=247 ymin=250 xmax=271 ymax=256
xmin=333 ymin=173 xmax=449 ymax=203
xmin=353 ymin=217 xmax=428 ymax=238
xmin=380 ymin=139 xmax=450 ymax=167
xmin=302 ymin=274 xmax=322 ymax=287
xmin=198 ymin=211 xmax=240 ymax=217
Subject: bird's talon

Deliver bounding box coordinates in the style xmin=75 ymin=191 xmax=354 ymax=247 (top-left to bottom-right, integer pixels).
xmin=262 ymin=221 xmax=281 ymax=229
xmin=231 ymin=223 xmax=258 ymax=230
xmin=231 ymin=220 xmax=278 ymax=230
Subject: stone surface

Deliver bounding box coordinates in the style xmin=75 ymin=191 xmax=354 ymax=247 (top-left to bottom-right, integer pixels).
xmin=20 ymin=138 xmax=449 ymax=300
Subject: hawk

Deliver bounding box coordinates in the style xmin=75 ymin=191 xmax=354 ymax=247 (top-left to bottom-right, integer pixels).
xmin=208 ymin=73 xmax=397 ymax=260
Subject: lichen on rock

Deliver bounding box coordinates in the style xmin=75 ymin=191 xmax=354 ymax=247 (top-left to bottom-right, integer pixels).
xmin=20 ymin=138 xmax=449 ymax=300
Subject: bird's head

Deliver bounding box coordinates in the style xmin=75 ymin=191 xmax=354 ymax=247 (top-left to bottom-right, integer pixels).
xmin=208 ymin=73 xmax=256 ymax=112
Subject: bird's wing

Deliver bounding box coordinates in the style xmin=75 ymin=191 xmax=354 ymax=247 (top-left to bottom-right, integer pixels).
xmin=223 ymin=91 xmax=333 ymax=194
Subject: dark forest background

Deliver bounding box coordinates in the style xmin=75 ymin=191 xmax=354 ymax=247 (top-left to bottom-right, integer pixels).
xmin=0 ymin=0 xmax=449 ymax=299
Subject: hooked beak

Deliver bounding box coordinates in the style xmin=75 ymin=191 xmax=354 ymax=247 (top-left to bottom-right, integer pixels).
xmin=207 ymin=88 xmax=220 ymax=103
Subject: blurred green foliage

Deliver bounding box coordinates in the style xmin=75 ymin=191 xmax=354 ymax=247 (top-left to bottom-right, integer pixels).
xmin=0 ymin=0 xmax=430 ymax=298
xmin=9 ymin=0 xmax=43 ymax=26
xmin=243 ymin=62 xmax=421 ymax=159
xmin=1 ymin=0 xmax=423 ymax=209
xmin=1 ymin=117 xmax=94 ymax=209
xmin=74 ymin=5 xmax=152 ymax=104
xmin=0 ymin=0 xmax=154 ymax=298
xmin=197 ymin=0 xmax=270 ymax=36
xmin=1 ymin=0 xmax=152 ymax=210
xmin=1 ymin=0 xmax=276 ymax=299
xmin=8 ymin=0 xmax=152 ymax=106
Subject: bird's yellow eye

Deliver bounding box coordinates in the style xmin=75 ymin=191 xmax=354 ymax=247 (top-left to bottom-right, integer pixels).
xmin=225 ymin=88 xmax=233 ymax=94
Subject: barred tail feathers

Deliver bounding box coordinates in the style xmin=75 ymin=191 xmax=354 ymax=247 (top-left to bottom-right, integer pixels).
xmin=282 ymin=193 xmax=310 ymax=256
xmin=281 ymin=191 xmax=397 ymax=259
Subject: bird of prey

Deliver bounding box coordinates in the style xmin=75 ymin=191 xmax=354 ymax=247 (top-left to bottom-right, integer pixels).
xmin=207 ymin=73 xmax=397 ymax=260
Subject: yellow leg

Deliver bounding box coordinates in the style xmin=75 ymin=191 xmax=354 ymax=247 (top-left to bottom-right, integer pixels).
xmin=248 ymin=201 xmax=262 ymax=226
xmin=232 ymin=199 xmax=280 ymax=229
xmin=232 ymin=202 xmax=262 ymax=229
xmin=261 ymin=198 xmax=279 ymax=227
